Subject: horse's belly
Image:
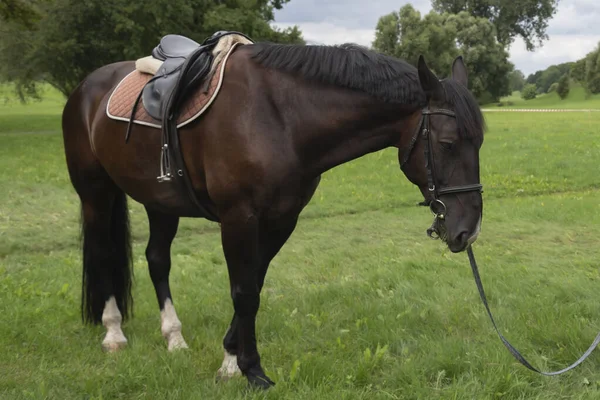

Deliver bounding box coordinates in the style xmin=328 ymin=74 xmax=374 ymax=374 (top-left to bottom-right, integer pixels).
xmin=91 ymin=122 xmax=214 ymax=218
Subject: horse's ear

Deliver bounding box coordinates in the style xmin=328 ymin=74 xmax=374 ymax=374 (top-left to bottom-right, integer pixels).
xmin=451 ymin=55 xmax=468 ymax=87
xmin=418 ymin=55 xmax=444 ymax=101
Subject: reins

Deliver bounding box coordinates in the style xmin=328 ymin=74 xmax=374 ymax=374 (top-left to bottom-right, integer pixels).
xmin=404 ymin=105 xmax=600 ymax=375
xmin=467 ymin=245 xmax=600 ymax=375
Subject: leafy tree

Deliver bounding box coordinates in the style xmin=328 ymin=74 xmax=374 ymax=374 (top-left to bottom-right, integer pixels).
xmin=509 ymin=70 xmax=526 ymax=92
xmin=556 ymin=74 xmax=570 ymax=99
xmin=526 ymin=62 xmax=573 ymax=93
xmin=536 ymin=65 xmax=562 ymax=93
xmin=526 ymin=70 xmax=542 ymax=85
xmin=373 ymin=5 xmax=512 ymax=102
xmin=570 ymin=58 xmax=586 ymax=82
xmin=0 ymin=0 xmax=304 ymax=100
xmin=585 ymin=44 xmax=600 ymax=94
xmin=521 ymin=84 xmax=537 ymax=100
xmin=547 ymin=82 xmax=558 ymax=93
xmin=432 ymin=0 xmax=559 ymax=51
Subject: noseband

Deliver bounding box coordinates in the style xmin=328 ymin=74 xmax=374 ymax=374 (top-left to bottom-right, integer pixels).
xmin=401 ymin=106 xmax=483 ymax=237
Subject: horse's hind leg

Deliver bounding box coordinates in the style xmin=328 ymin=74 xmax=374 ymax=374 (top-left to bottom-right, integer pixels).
xmin=77 ymin=181 xmax=133 ymax=352
xmin=145 ymin=207 xmax=188 ymax=351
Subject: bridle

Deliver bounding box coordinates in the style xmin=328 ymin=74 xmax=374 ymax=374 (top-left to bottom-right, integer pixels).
xmin=400 ymin=105 xmax=483 ymax=237
xmin=402 ymin=107 xmax=600 ymax=377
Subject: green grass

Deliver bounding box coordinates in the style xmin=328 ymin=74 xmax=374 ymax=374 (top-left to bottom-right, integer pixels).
xmin=0 ymin=84 xmax=66 ymax=133
xmin=1 ymin=94 xmax=600 ymax=399
xmin=484 ymin=84 xmax=600 ymax=109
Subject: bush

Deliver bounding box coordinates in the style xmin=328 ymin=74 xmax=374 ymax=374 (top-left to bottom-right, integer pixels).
xmin=521 ymin=84 xmax=537 ymax=100
xmin=547 ymin=82 xmax=558 ymax=93
xmin=556 ymin=74 xmax=570 ymax=99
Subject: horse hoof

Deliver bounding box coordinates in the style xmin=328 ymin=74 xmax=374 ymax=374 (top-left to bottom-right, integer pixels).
xmin=246 ymin=367 xmax=275 ymax=390
xmin=102 ymin=340 xmax=127 ymax=353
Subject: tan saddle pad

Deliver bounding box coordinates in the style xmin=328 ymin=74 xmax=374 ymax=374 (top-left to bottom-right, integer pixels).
xmin=106 ymin=41 xmax=243 ymax=129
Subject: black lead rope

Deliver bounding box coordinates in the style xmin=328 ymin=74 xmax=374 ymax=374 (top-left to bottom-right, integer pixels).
xmin=467 ymin=245 xmax=600 ymax=375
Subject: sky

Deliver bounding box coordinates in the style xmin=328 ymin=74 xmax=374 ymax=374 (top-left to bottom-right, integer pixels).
xmin=272 ymin=0 xmax=600 ymax=76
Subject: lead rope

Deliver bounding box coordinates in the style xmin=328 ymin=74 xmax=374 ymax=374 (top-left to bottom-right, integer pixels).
xmin=467 ymin=245 xmax=600 ymax=375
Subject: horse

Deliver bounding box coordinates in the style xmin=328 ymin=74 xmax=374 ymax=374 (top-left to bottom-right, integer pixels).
xmin=61 ymin=37 xmax=485 ymax=389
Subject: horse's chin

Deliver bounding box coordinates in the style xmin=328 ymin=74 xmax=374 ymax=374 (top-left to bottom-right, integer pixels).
xmin=447 ymin=241 xmax=468 ymax=253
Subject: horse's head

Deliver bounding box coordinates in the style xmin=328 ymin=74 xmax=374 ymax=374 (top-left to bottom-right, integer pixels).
xmin=399 ymin=55 xmax=485 ymax=253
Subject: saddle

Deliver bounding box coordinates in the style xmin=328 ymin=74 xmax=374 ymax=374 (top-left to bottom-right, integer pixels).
xmin=124 ymin=30 xmax=253 ymax=221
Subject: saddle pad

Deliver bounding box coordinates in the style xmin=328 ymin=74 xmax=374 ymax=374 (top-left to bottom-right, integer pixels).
xmin=106 ymin=42 xmax=241 ymax=129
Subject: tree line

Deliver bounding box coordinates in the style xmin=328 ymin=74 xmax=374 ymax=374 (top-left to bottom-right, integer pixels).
xmin=372 ymin=0 xmax=559 ymax=104
xmin=1 ymin=0 xmax=561 ymax=104
xmin=508 ymin=42 xmax=600 ymax=101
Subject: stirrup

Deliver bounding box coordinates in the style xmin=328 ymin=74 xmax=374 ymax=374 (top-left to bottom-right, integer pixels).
xmin=157 ymin=144 xmax=172 ymax=182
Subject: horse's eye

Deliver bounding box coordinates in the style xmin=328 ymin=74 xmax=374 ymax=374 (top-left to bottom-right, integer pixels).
xmin=440 ymin=141 xmax=454 ymax=151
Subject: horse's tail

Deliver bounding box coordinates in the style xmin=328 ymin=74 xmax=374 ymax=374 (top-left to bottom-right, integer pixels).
xmin=80 ymin=190 xmax=134 ymax=324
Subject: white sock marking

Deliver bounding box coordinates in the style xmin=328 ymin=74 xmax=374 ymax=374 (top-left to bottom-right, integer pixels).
xmin=161 ymin=298 xmax=188 ymax=351
xmin=217 ymin=351 xmax=241 ymax=379
xmin=101 ymin=296 xmax=127 ymax=352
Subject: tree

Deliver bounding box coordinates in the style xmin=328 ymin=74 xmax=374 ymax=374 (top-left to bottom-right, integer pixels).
xmin=585 ymin=44 xmax=600 ymax=94
xmin=536 ymin=65 xmax=562 ymax=93
xmin=432 ymin=0 xmax=559 ymax=51
xmin=525 ymin=62 xmax=573 ymax=94
xmin=372 ymin=5 xmax=512 ymax=102
xmin=521 ymin=84 xmax=537 ymax=100
xmin=571 ymin=58 xmax=586 ymax=82
xmin=509 ymin=70 xmax=526 ymax=92
xmin=0 ymin=0 xmax=304 ymax=100
xmin=556 ymin=74 xmax=570 ymax=99
xmin=526 ymin=70 xmax=542 ymax=85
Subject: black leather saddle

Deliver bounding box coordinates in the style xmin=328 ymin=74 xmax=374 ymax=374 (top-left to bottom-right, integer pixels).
xmin=124 ymin=30 xmax=253 ymax=222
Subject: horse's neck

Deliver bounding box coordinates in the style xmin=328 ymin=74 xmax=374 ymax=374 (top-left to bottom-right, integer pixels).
xmin=294 ymin=91 xmax=419 ymax=176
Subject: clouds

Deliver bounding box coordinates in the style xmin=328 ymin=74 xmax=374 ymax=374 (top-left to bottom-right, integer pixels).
xmin=273 ymin=0 xmax=600 ymax=76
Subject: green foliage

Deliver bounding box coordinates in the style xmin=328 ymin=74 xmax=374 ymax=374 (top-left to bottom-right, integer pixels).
xmin=547 ymin=82 xmax=558 ymax=93
xmin=488 ymin=83 xmax=600 ymax=109
xmin=508 ymin=70 xmax=526 ymax=92
xmin=526 ymin=70 xmax=542 ymax=85
xmin=432 ymin=0 xmax=559 ymax=51
xmin=526 ymin=62 xmax=572 ymax=94
xmin=585 ymin=44 xmax=600 ymax=94
xmin=556 ymin=74 xmax=570 ymax=99
xmin=521 ymin=83 xmax=537 ymax=100
xmin=536 ymin=66 xmax=562 ymax=93
xmin=570 ymin=58 xmax=586 ymax=82
xmin=0 ymin=0 xmax=303 ymax=100
xmin=372 ymin=5 xmax=512 ymax=102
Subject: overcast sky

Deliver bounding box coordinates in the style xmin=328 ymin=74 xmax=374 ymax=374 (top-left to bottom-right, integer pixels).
xmin=272 ymin=0 xmax=600 ymax=76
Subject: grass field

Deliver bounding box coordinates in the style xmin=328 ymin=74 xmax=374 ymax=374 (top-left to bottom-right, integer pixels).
xmin=483 ymin=84 xmax=600 ymax=109
xmin=1 ymin=88 xmax=600 ymax=399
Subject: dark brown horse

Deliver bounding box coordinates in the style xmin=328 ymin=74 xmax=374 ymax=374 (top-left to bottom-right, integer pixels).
xmin=61 ymin=39 xmax=485 ymax=389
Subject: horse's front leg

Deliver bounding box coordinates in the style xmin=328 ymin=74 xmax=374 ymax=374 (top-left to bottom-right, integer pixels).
xmin=218 ymin=216 xmax=299 ymax=381
xmin=219 ymin=206 xmax=275 ymax=389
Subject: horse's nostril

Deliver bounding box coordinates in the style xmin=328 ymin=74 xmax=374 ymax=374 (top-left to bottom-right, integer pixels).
xmin=456 ymin=231 xmax=469 ymax=245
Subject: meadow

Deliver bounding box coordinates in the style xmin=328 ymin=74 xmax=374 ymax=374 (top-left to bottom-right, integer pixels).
xmin=1 ymin=86 xmax=600 ymax=399
xmin=483 ymin=84 xmax=600 ymax=109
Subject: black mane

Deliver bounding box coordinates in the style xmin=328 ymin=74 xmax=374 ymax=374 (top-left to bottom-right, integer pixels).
xmin=249 ymin=42 xmax=484 ymax=143
xmin=441 ymin=79 xmax=486 ymax=143
xmin=249 ymin=42 xmax=427 ymax=107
